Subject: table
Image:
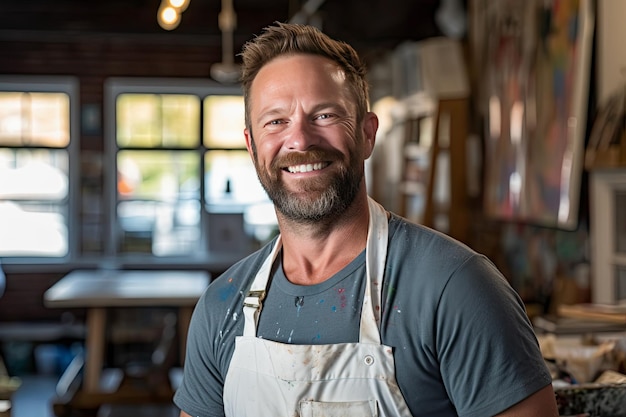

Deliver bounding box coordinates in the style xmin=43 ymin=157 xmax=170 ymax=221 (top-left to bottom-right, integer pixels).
xmin=44 ymin=269 xmax=209 ymax=413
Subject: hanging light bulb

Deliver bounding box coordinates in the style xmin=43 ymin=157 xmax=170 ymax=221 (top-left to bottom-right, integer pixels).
xmin=168 ymin=0 xmax=190 ymax=12
xmin=158 ymin=4 xmax=181 ymax=30
xmin=157 ymin=0 xmax=190 ymax=31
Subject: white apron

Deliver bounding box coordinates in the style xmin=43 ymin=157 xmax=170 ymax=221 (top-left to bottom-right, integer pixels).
xmin=223 ymin=197 xmax=412 ymax=416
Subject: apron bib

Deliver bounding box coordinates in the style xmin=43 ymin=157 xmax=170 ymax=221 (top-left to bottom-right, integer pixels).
xmin=223 ymin=197 xmax=412 ymax=416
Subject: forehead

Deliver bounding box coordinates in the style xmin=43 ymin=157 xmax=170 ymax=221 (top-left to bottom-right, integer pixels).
xmin=247 ymin=54 xmax=356 ymax=125
xmin=250 ymin=54 xmax=347 ymax=99
xmin=260 ymin=52 xmax=343 ymax=76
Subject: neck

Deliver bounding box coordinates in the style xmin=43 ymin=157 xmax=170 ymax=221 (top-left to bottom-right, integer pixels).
xmin=277 ymin=193 xmax=371 ymax=286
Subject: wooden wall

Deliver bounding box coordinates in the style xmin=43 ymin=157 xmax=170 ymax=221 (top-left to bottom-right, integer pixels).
xmin=0 ymin=272 xmax=71 ymax=322
xmin=0 ymin=33 xmax=223 ymax=149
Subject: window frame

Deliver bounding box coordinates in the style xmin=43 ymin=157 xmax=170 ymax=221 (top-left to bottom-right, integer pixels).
xmin=104 ymin=77 xmax=251 ymax=268
xmin=0 ymin=75 xmax=80 ymax=267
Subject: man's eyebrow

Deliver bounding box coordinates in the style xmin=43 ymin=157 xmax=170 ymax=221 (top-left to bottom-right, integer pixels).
xmin=255 ymin=102 xmax=350 ymax=123
xmin=310 ymin=102 xmax=349 ymax=115
xmin=255 ymin=107 xmax=287 ymax=122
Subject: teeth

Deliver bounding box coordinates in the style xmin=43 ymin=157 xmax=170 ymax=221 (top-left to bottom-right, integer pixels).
xmin=287 ymin=162 xmax=325 ymax=173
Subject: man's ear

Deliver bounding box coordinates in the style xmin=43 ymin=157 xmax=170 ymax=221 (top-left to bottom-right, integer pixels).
xmin=244 ymin=127 xmax=254 ymax=156
xmin=362 ymin=112 xmax=379 ymax=159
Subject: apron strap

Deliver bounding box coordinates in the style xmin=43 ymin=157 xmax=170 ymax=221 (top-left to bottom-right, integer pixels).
xmin=359 ymin=197 xmax=389 ymax=344
xmin=243 ymin=235 xmax=282 ymax=337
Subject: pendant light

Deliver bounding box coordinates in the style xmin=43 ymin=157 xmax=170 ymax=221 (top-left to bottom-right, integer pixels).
xmin=210 ymin=0 xmax=241 ymax=83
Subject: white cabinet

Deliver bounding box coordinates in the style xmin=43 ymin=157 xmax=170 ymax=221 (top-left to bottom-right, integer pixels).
xmin=590 ymin=169 xmax=626 ymax=304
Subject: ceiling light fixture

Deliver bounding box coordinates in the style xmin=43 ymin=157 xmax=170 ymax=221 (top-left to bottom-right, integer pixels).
xmin=210 ymin=0 xmax=241 ymax=84
xmin=158 ymin=5 xmax=181 ymax=30
xmin=155 ymin=0 xmax=240 ymax=83
xmin=168 ymin=0 xmax=190 ymax=12
xmin=157 ymin=0 xmax=190 ymax=31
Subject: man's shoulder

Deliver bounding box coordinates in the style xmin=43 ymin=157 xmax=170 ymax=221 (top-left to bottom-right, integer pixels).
xmin=200 ymin=239 xmax=277 ymax=308
xmin=219 ymin=238 xmax=276 ymax=272
xmin=217 ymin=240 xmax=276 ymax=279
xmin=385 ymin=212 xmax=498 ymax=293
xmin=387 ymin=213 xmax=477 ymax=258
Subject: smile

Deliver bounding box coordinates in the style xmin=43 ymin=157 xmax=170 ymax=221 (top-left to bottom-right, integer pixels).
xmin=285 ymin=162 xmax=329 ymax=173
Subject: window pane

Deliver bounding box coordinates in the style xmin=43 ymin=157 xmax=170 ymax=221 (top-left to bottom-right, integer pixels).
xmin=204 ymin=95 xmax=245 ymax=148
xmin=0 ymin=201 xmax=68 ymax=256
xmin=0 ymin=148 xmax=68 ymax=256
xmin=205 ymin=150 xmax=267 ymax=207
xmin=0 ymin=148 xmax=68 ymax=200
xmin=0 ymin=92 xmax=70 ymax=147
xmin=205 ymin=150 xmax=277 ymax=245
xmin=117 ymin=94 xmax=199 ymax=148
xmin=117 ymin=150 xmax=200 ymax=256
xmin=162 ymin=95 xmax=199 ymax=147
xmin=117 ymin=94 xmax=158 ymax=147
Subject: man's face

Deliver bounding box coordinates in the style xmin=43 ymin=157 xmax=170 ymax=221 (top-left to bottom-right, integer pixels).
xmin=244 ymin=54 xmax=376 ymax=223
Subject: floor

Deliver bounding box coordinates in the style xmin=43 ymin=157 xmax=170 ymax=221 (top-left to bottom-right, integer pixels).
xmin=10 ymin=374 xmax=57 ymax=417
xmin=9 ymin=372 xmax=181 ymax=417
xmin=3 ymin=341 xmax=182 ymax=417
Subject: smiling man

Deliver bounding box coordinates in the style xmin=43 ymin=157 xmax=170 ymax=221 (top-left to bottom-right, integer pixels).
xmin=174 ymin=22 xmax=559 ymax=417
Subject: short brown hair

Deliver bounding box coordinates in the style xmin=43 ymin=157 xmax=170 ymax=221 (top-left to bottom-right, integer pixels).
xmin=239 ymin=22 xmax=370 ymax=129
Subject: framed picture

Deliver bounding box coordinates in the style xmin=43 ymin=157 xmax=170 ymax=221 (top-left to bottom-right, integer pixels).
xmin=476 ymin=0 xmax=595 ymax=229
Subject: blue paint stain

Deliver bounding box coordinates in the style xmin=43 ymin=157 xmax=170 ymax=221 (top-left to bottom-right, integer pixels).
xmin=218 ymin=284 xmax=237 ymax=301
xmin=331 ymin=306 xmax=337 ymax=312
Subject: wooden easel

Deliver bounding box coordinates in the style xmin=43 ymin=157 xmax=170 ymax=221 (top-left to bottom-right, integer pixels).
xmin=400 ymin=97 xmax=470 ymax=244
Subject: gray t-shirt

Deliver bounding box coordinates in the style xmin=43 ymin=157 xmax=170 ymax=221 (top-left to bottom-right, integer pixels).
xmin=174 ymin=213 xmax=552 ymax=416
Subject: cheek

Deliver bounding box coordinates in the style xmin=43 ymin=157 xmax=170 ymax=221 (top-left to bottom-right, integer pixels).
xmin=318 ymin=120 xmax=358 ymax=152
xmin=255 ymin=137 xmax=281 ymax=167
xmin=336 ymin=120 xmax=365 ymax=153
xmin=338 ymin=119 xmax=357 ymax=137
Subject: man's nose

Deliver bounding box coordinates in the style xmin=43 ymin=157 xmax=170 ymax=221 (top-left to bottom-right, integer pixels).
xmin=284 ymin=119 xmax=319 ymax=151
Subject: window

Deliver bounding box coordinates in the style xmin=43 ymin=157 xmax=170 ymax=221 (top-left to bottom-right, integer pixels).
xmin=106 ymin=78 xmax=276 ymax=261
xmin=0 ymin=77 xmax=78 ymax=259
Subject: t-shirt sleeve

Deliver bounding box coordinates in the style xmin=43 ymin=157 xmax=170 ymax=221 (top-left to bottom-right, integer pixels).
xmin=173 ymin=292 xmax=226 ymax=417
xmin=435 ymin=255 xmax=552 ymax=417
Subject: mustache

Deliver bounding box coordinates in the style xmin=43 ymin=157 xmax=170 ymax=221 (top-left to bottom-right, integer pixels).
xmin=272 ymin=148 xmax=343 ymax=169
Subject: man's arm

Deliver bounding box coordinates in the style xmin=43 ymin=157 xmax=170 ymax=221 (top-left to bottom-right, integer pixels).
xmin=495 ymin=385 xmax=559 ymax=417
xmin=179 ymin=411 xmax=192 ymax=417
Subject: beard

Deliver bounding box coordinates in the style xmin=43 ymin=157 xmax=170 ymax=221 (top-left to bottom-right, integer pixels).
xmin=252 ymin=144 xmax=364 ymax=223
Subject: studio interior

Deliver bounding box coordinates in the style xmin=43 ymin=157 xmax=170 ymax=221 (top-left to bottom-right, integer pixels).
xmin=1 ymin=0 xmax=626 ymax=416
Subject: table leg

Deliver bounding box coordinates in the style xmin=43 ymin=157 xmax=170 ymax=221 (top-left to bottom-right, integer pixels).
xmin=84 ymin=307 xmax=106 ymax=393
xmin=178 ymin=307 xmax=193 ymax=365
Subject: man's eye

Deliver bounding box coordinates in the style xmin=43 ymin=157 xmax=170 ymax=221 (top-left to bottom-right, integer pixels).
xmin=268 ymin=120 xmax=283 ymax=125
xmin=316 ymin=114 xmax=333 ymax=120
